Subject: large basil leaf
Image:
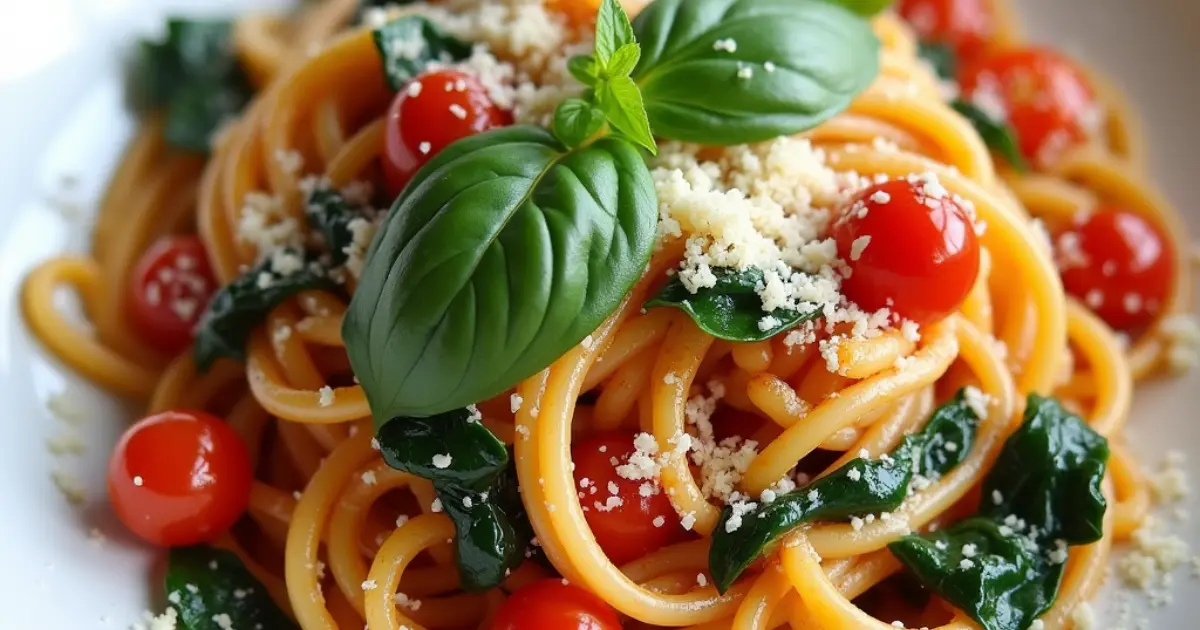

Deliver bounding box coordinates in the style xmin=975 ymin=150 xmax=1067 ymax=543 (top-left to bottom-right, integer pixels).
xmin=630 ymin=0 xmax=879 ymax=144
xmin=981 ymin=395 xmax=1109 ymax=546
xmin=166 ymin=546 xmax=298 ymax=630
xmin=952 ymin=100 xmax=1029 ymax=172
xmin=377 ymin=407 xmax=508 ymax=487
xmin=644 ymin=267 xmax=820 ymax=342
xmin=343 ymin=126 xmax=657 ymax=421
xmin=435 ymin=460 xmax=534 ymax=591
xmin=889 ymin=518 xmax=1062 ymax=630
xmin=195 ymin=250 xmax=334 ymax=370
xmin=372 ymin=16 xmax=472 ymax=91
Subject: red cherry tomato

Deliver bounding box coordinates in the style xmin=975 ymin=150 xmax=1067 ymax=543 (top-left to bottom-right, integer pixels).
xmin=833 ymin=179 xmax=981 ymax=325
xmin=571 ymin=432 xmax=685 ymax=566
xmin=490 ymin=579 xmax=621 ymax=630
xmin=896 ymin=0 xmax=994 ymax=62
xmin=382 ymin=69 xmax=512 ymax=197
xmin=1056 ymin=207 xmax=1174 ymax=332
xmin=127 ymin=235 xmax=217 ymax=355
xmin=959 ymin=48 xmax=1099 ymax=167
xmin=108 ymin=410 xmax=253 ymax=547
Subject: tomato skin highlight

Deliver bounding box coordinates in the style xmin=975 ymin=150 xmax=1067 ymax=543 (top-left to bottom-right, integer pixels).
xmin=382 ymin=69 xmax=512 ymax=198
xmin=1056 ymin=207 xmax=1174 ymax=333
xmin=108 ymin=410 xmax=253 ymax=547
xmin=571 ymin=432 xmax=686 ymax=566
xmin=489 ymin=579 xmax=622 ymax=630
xmin=833 ymin=179 xmax=981 ymax=326
xmin=127 ymin=235 xmax=217 ymax=355
xmin=896 ymin=0 xmax=994 ymax=62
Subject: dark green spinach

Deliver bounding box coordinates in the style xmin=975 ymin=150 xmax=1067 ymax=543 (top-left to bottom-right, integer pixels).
xmin=434 ymin=461 xmax=534 ymax=590
xmin=645 ymin=267 xmax=821 ymax=342
xmin=305 ymin=186 xmax=364 ymax=267
xmin=376 ymin=407 xmax=508 ymax=487
xmin=917 ymin=40 xmax=957 ymax=81
xmin=952 ymin=99 xmax=1029 ymax=172
xmin=166 ymin=546 xmax=298 ymax=630
xmin=372 ymin=16 xmax=472 ymax=91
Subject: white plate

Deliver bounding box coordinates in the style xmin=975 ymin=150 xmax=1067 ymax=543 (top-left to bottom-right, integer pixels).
xmin=0 ymin=0 xmax=1196 ymax=627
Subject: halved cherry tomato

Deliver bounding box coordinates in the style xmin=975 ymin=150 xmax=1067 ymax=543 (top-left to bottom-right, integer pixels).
xmin=127 ymin=235 xmax=216 ymax=355
xmin=382 ymin=69 xmax=512 ymax=197
xmin=832 ymin=178 xmax=981 ymax=325
xmin=896 ymin=0 xmax=994 ymax=62
xmin=490 ymin=579 xmax=621 ymax=630
xmin=1056 ymin=207 xmax=1173 ymax=332
xmin=108 ymin=410 xmax=253 ymax=546
xmin=959 ymin=48 xmax=1099 ymax=167
xmin=571 ymin=432 xmax=685 ymax=566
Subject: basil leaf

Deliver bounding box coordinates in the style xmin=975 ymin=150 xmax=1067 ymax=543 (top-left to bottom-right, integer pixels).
xmin=630 ymin=0 xmax=879 ymax=145
xmin=889 ymin=518 xmax=1062 ymax=630
xmin=710 ymin=448 xmax=916 ymax=592
xmin=594 ymin=0 xmax=637 ymax=64
xmin=306 ymin=187 xmax=363 ymax=267
xmin=981 ymin=395 xmax=1109 ymax=545
xmin=377 ymin=407 xmax=509 ymax=487
xmin=917 ymin=387 xmax=982 ymax=478
xmin=435 ymin=461 xmax=533 ymax=590
xmin=597 ymin=75 xmax=657 ymax=154
xmin=917 ymin=40 xmax=957 ymax=81
xmin=343 ymin=126 xmax=657 ymax=422
xmin=166 ymin=546 xmax=298 ymax=630
xmin=644 ymin=268 xmax=819 ymax=342
xmin=952 ymin=100 xmax=1029 ymax=172
xmin=607 ymin=42 xmax=642 ymax=78
xmin=372 ymin=16 xmax=472 ymax=91
xmin=553 ymin=98 xmax=607 ymax=148
xmin=568 ymin=55 xmax=600 ymax=86
xmin=195 ymin=250 xmax=334 ymax=370
xmin=817 ymin=0 xmax=895 ymax=17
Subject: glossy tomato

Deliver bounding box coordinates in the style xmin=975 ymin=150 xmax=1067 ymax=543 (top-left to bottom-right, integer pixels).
xmin=490 ymin=579 xmax=621 ymax=630
xmin=833 ymin=178 xmax=981 ymax=325
xmin=127 ymin=235 xmax=216 ymax=355
xmin=897 ymin=0 xmax=994 ymax=61
xmin=108 ymin=410 xmax=253 ymax=546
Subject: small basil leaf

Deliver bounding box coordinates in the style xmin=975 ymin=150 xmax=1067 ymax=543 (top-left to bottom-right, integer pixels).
xmin=709 ymin=444 xmax=916 ymax=593
xmin=889 ymin=518 xmax=1062 ymax=630
xmin=553 ymin=98 xmax=607 ymax=148
xmin=377 ymin=408 xmax=508 ymax=487
xmin=644 ymin=268 xmax=819 ymax=342
xmin=305 ymin=187 xmax=363 ymax=267
xmin=606 ymin=43 xmax=641 ymax=78
xmin=918 ymin=387 xmax=982 ymax=478
xmin=917 ymin=40 xmax=957 ymax=82
xmin=952 ymin=100 xmax=1029 ymax=172
xmin=372 ymin=16 xmax=472 ymax=91
xmin=343 ymin=126 xmax=657 ymax=421
xmin=594 ymin=0 xmax=637 ymax=65
xmin=195 ymin=250 xmax=334 ymax=370
xmin=631 ymin=0 xmax=879 ymax=145
xmin=817 ymin=0 xmax=895 ymax=17
xmin=568 ymin=55 xmax=600 ymax=86
xmin=981 ymin=395 xmax=1110 ymax=546
xmin=597 ymin=75 xmax=657 ymax=154
xmin=435 ymin=461 xmax=532 ymax=591
xmin=166 ymin=546 xmax=299 ymax=630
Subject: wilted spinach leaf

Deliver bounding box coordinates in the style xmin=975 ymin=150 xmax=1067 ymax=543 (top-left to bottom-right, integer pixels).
xmin=645 ymin=268 xmax=821 ymax=342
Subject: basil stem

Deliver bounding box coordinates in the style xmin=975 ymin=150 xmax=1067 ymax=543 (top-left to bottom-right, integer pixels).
xmin=166 ymin=546 xmax=298 ymax=630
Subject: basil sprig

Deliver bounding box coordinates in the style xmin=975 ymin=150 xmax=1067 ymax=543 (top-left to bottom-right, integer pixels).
xmin=890 ymin=395 xmax=1110 ymax=630
xmin=709 ymin=389 xmax=984 ymax=591
xmin=166 ymin=546 xmax=298 ymax=630
xmin=372 ymin=16 xmax=471 ymax=91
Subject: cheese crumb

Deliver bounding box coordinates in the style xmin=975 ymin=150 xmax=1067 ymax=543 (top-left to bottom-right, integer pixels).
xmin=317 ymin=386 xmax=335 ymax=407
xmin=432 ymin=454 xmax=453 ymax=469
xmin=510 ymin=393 xmax=524 ymax=413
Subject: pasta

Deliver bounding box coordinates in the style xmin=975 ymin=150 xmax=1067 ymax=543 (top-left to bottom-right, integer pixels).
xmin=20 ymin=0 xmax=1200 ymax=629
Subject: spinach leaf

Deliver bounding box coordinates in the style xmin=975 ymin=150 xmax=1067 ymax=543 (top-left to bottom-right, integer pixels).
xmin=435 ymin=461 xmax=534 ymax=590
xmin=817 ymin=0 xmax=895 ymax=17
xmin=377 ymin=407 xmax=509 ymax=487
xmin=917 ymin=40 xmax=957 ymax=82
xmin=981 ymin=395 xmax=1109 ymax=545
xmin=916 ymin=387 xmax=981 ymax=478
xmin=372 ymin=16 xmax=472 ymax=91
xmin=889 ymin=518 xmax=1063 ymax=630
xmin=306 ymin=186 xmax=364 ymax=267
xmin=952 ymin=100 xmax=1029 ymax=172
xmin=342 ymin=125 xmax=657 ymax=422
xmin=630 ymin=0 xmax=879 ymax=145
xmin=166 ymin=546 xmax=298 ymax=630
xmin=194 ymin=250 xmax=334 ymax=370
xmin=645 ymin=268 xmax=820 ymax=342
xmin=131 ymin=19 xmax=251 ymax=153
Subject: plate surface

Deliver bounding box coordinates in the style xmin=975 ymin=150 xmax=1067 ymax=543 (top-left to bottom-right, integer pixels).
xmin=0 ymin=0 xmax=1196 ymax=627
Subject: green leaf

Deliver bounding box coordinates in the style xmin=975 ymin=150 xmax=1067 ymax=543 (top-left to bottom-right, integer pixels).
xmin=166 ymin=546 xmax=298 ymax=630
xmin=606 ymin=43 xmax=642 ymax=78
xmin=597 ymin=75 xmax=657 ymax=154
xmin=916 ymin=387 xmax=982 ymax=479
xmin=568 ymin=55 xmax=600 ymax=86
xmin=553 ymin=98 xmax=607 ymax=148
xmin=435 ymin=460 xmax=534 ymax=590
xmin=377 ymin=407 xmax=509 ymax=488
xmin=889 ymin=518 xmax=1063 ymax=630
xmin=917 ymin=40 xmax=957 ymax=81
xmin=644 ymin=268 xmax=819 ymax=342
xmin=194 ymin=250 xmax=335 ymax=370
xmin=952 ymin=99 xmax=1030 ymax=172
xmin=355 ymin=0 xmax=420 ymax=25
xmin=163 ymin=76 xmax=251 ymax=152
xmin=305 ymin=186 xmax=369 ymax=267
xmin=981 ymin=395 xmax=1110 ymax=546
xmin=343 ymin=126 xmax=657 ymax=421
xmin=630 ymin=0 xmax=879 ymax=145
xmin=594 ymin=0 xmax=637 ymax=65
xmin=372 ymin=16 xmax=472 ymax=91
xmin=816 ymin=0 xmax=895 ymax=17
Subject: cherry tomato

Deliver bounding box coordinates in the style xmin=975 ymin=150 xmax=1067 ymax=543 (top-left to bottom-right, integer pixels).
xmin=127 ymin=235 xmax=216 ymax=355
xmin=959 ymin=48 xmax=1099 ymax=167
xmin=382 ymin=69 xmax=512 ymax=197
xmin=832 ymin=178 xmax=981 ymax=325
xmin=1056 ymin=207 xmax=1173 ymax=332
xmin=108 ymin=410 xmax=253 ymax=546
xmin=896 ymin=0 xmax=994 ymax=62
xmin=571 ymin=432 xmax=685 ymax=566
xmin=490 ymin=579 xmax=621 ymax=630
